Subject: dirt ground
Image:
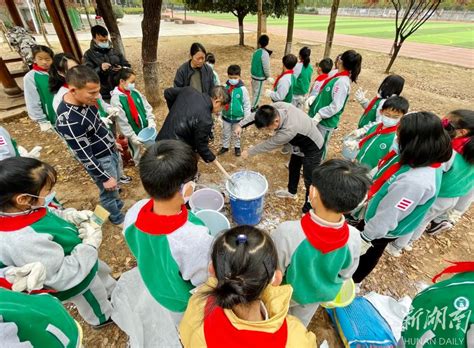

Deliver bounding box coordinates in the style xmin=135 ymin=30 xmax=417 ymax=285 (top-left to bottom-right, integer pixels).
xmin=2 ymin=33 xmax=473 ymax=347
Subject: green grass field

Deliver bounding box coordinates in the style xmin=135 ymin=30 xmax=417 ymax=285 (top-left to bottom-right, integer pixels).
xmin=189 ymin=12 xmax=474 ymax=49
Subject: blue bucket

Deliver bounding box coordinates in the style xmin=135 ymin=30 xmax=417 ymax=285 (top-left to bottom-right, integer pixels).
xmin=226 ymin=171 xmax=268 ymax=226
xmin=137 ymin=127 xmax=157 ymax=147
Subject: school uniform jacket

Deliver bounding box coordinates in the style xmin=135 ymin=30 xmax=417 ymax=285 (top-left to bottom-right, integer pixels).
xmin=179 ymin=277 xmax=316 ymax=348
xmin=438 ymin=150 xmax=474 ymax=198
xmin=24 ymin=70 xmax=55 ymax=125
xmin=270 ymin=74 xmax=295 ymax=103
xmin=356 ymin=122 xmax=398 ymax=170
xmin=293 ymin=62 xmax=314 ymax=96
xmin=250 ymin=48 xmax=271 ymax=81
xmin=362 ymin=165 xmax=443 ymax=241
xmin=123 ymin=199 xmax=213 ymax=312
xmin=221 ymin=81 xmax=251 ymax=123
xmin=357 ymin=96 xmax=385 ymax=128
xmin=272 ymin=211 xmax=361 ymax=305
xmin=0 ymin=208 xmax=99 ymax=301
xmin=0 ymin=126 xmax=19 ymax=161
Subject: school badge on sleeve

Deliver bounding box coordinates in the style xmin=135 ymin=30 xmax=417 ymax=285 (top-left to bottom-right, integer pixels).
xmin=0 ymin=136 xmax=6 ymax=147
xmin=396 ymin=198 xmax=414 ymax=211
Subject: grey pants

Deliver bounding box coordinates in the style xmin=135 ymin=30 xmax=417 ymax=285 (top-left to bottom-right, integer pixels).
xmin=221 ymin=120 xmax=241 ymax=149
xmin=317 ymin=124 xmax=335 ymax=160
xmin=289 ymin=301 xmax=320 ymax=327
xmin=251 ymin=79 xmax=265 ymax=109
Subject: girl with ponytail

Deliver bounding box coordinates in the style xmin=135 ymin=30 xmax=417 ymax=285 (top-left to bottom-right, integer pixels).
xmin=292 ymin=47 xmax=314 ymax=110
xmin=179 ymin=226 xmax=316 ymax=348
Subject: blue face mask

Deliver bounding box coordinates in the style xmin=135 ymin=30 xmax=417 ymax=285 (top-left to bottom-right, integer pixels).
xmin=97 ymin=41 xmax=110 ymax=49
xmin=228 ymin=79 xmax=239 ymax=86
xmin=27 ymin=191 xmax=57 ymax=210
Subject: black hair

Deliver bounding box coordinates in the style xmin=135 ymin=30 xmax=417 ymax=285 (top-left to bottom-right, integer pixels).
xmin=381 ymin=96 xmax=409 ymax=115
xmin=255 ymin=105 xmax=278 ymax=128
xmin=211 ymin=86 xmax=231 ymax=105
xmin=227 ymin=64 xmax=241 ymax=76
xmin=340 ymin=50 xmax=362 ymax=83
xmin=65 ymin=65 xmax=100 ymax=89
xmin=139 ymin=140 xmax=198 ymax=200
xmin=0 ymin=157 xmax=57 ymax=211
xmin=205 ymin=52 xmax=216 ymax=64
xmin=190 ymin=42 xmax=206 ymax=57
xmin=48 ymin=53 xmax=79 ymax=94
xmin=299 ymin=46 xmax=311 ymax=68
xmin=207 ymin=226 xmax=278 ymax=309
xmin=311 ymin=159 xmax=371 ymax=213
xmin=258 ymin=34 xmax=269 ymax=48
xmin=111 ymin=67 xmax=135 ymax=88
xmin=318 ymin=58 xmax=333 ymax=74
xmin=448 ymin=109 xmax=474 ymax=164
xmin=282 ymin=54 xmax=298 ymax=70
xmin=398 ymin=112 xmax=452 ymax=168
xmin=91 ymin=25 xmax=108 ymax=38
xmin=31 ymin=45 xmax=54 ymax=61
xmin=378 ymin=74 xmax=405 ymax=99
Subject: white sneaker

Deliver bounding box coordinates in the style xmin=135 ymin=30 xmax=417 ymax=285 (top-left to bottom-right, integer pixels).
xmin=404 ymin=243 xmax=413 ymax=252
xmin=385 ymin=243 xmax=402 ymax=257
xmin=275 ymin=190 xmax=297 ymax=199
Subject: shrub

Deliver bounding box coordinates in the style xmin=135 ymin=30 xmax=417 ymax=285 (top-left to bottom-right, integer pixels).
xmin=123 ymin=7 xmax=144 ymax=14
xmin=112 ymin=5 xmax=125 ymax=19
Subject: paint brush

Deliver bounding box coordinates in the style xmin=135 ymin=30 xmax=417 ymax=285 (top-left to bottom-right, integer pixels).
xmin=90 ymin=205 xmax=110 ymax=228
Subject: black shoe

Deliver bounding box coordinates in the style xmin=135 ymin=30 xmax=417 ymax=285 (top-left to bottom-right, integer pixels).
xmin=92 ymin=318 xmax=114 ymax=330
xmin=217 ymin=147 xmax=229 ymax=155
xmin=425 ymin=220 xmax=453 ymax=235
xmin=235 ymin=147 xmax=241 ymax=156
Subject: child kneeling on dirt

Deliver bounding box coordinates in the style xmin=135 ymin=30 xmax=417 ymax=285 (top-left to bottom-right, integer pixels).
xmin=111 ymin=68 xmax=157 ymax=165
xmin=272 ymin=159 xmax=371 ymax=326
xmin=0 ymin=157 xmax=116 ymax=328
xmin=123 ymin=140 xmax=213 ymax=323
xmin=217 ymin=64 xmax=251 ymax=157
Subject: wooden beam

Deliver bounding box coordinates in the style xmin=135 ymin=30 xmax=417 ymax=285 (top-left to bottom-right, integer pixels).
xmin=5 ymin=0 xmax=24 ymax=27
xmin=44 ymin=0 xmax=82 ymax=62
xmin=0 ymin=57 xmax=23 ymax=97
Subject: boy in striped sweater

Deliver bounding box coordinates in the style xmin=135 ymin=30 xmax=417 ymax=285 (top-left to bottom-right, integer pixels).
xmin=123 ymin=140 xmax=213 ymax=322
xmin=272 ymin=159 xmax=371 ymax=326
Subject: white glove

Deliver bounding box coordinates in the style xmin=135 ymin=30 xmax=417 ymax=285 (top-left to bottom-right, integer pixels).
xmin=304 ymin=95 xmax=316 ymax=111
xmin=61 ymin=208 xmax=93 ymax=226
xmin=100 ymin=116 xmax=114 ymax=128
xmin=349 ymin=128 xmax=367 ymax=138
xmin=39 ymin=122 xmax=53 ymax=132
xmin=147 ymin=119 xmax=157 ymax=129
xmin=5 ymin=262 xmax=47 ymax=292
xmin=18 ymin=145 xmax=42 ymax=159
xmin=447 ymin=209 xmax=463 ymax=225
xmin=360 ymin=238 xmax=373 ymax=256
xmin=79 ymin=222 xmax=103 ymax=249
xmin=344 ymin=139 xmax=359 ymax=152
xmin=105 ymin=106 xmax=120 ymax=118
xmin=264 ymin=89 xmax=273 ymax=98
xmin=130 ymin=135 xmax=142 ymax=146
xmin=266 ymin=77 xmax=275 ymax=85
xmin=313 ymin=112 xmax=322 ymax=124
xmin=355 ymin=87 xmax=368 ymax=105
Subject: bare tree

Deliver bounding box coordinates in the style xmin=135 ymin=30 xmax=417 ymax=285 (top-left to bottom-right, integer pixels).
xmin=95 ymin=0 xmax=126 ymax=57
xmin=141 ymin=0 xmax=162 ymax=105
xmin=257 ymin=0 xmax=263 ymax=46
xmin=81 ymin=0 xmax=93 ymax=28
xmin=323 ymin=0 xmax=340 ymax=58
xmin=385 ymin=0 xmax=441 ymax=72
xmin=285 ymin=0 xmax=295 ymax=55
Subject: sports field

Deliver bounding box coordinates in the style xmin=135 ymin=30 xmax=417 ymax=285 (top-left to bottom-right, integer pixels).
xmin=189 ymin=12 xmax=474 ymax=49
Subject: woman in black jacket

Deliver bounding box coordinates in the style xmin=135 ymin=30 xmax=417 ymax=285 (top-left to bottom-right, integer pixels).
xmin=174 ymin=43 xmax=216 ymax=96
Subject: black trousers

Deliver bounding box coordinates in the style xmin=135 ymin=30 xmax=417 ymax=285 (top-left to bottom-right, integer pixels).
xmin=287 ymin=149 xmax=323 ymax=213
xmin=352 ymin=237 xmax=393 ymax=283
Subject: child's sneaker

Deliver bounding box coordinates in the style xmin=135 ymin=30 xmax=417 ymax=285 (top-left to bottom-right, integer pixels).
xmin=385 ymin=243 xmax=402 ymax=257
xmin=92 ymin=318 xmax=114 ymax=330
xmin=404 ymin=242 xmax=413 ymax=251
xmin=275 ymin=190 xmax=296 ymax=199
xmin=280 ymin=144 xmax=291 ymax=155
xmin=119 ymin=175 xmax=132 ymax=184
xmin=235 ymin=147 xmax=241 ymax=156
xmin=217 ymin=147 xmax=229 ymax=155
xmin=425 ymin=220 xmax=453 ymax=235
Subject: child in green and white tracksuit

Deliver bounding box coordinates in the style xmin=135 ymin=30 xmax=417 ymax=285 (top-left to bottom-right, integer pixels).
xmin=218 ymin=65 xmax=251 ymax=157
xmin=292 ymin=47 xmax=313 ymax=110
xmin=272 ymin=159 xmax=371 ymax=326
xmin=110 ymin=69 xmax=156 ymax=165
xmin=24 ymin=45 xmax=56 ymax=132
xmin=122 ymin=140 xmax=213 ymax=324
xmin=0 ymin=157 xmax=115 ymax=327
xmin=250 ymin=35 xmax=273 ymax=110
xmin=266 ymin=54 xmax=297 ymax=103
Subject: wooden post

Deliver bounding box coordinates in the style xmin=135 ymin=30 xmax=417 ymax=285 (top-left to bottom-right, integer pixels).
xmin=5 ymin=0 xmax=24 ymax=27
xmin=0 ymin=57 xmax=23 ymax=97
xmin=44 ymin=0 xmax=83 ymax=62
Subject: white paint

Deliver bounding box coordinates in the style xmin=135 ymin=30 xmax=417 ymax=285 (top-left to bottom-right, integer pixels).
xmin=226 ymin=171 xmax=268 ymax=200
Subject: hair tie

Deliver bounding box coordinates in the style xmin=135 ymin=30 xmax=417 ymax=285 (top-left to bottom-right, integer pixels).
xmin=236 ymin=234 xmax=247 ymax=245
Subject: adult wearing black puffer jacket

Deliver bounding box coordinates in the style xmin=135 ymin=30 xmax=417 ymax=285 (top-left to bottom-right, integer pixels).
xmin=156 ymin=86 xmax=230 ymax=163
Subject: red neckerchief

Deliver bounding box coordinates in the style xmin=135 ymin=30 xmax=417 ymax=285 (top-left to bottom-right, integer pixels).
xmin=358 ymin=123 xmax=398 ymax=148
xmin=315 ymin=73 xmax=328 ymax=82
xmin=362 ymin=97 xmax=380 ymax=115
xmin=135 ymin=199 xmax=188 ymax=235
xmin=225 ymin=85 xmax=236 ymax=112
xmin=63 ymin=83 xmax=69 ymax=88
xmin=300 ymin=213 xmax=349 ymax=254
xmin=118 ymin=87 xmax=140 ymax=127
xmin=203 ymin=297 xmax=288 ymax=348
xmin=0 ymin=208 xmax=47 ymax=232
xmin=432 ymin=261 xmax=474 ymax=283
xmin=452 ymin=137 xmax=470 ymax=154
xmin=32 ymin=64 xmax=48 ymax=72
xmin=318 ymin=70 xmax=350 ymax=92
xmin=368 ymin=150 xmax=401 ymax=200
xmin=273 ymin=70 xmax=294 ymax=89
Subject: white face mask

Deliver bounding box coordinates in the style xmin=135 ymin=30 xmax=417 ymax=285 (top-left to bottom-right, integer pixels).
xmin=125 ymin=83 xmax=135 ymax=91
xmin=181 ymin=181 xmax=196 ymax=204
xmin=228 ymin=79 xmax=239 ymax=86
xmin=22 ymin=191 xmax=56 ymax=210
xmin=381 ymin=115 xmax=399 ymax=128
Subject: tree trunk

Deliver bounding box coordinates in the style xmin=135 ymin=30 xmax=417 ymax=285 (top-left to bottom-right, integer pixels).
xmin=95 ymin=0 xmax=126 ymax=57
xmin=82 ymin=0 xmax=93 ymax=28
xmin=385 ymin=42 xmax=402 ymax=73
xmin=237 ymin=13 xmax=245 ymax=46
xmin=141 ymin=0 xmax=162 ymax=105
xmin=257 ymin=0 xmax=263 ymax=46
xmin=323 ymin=0 xmax=340 ymax=58
xmin=262 ymin=14 xmax=267 ymax=33
xmin=285 ymin=0 xmax=295 ymax=55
